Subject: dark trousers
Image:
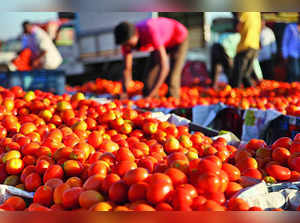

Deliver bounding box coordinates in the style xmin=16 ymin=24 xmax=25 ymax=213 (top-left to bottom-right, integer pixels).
xmin=210 ymin=43 xmax=233 ymax=86
xmin=260 ymin=59 xmax=274 ymax=80
xmin=143 ymin=37 xmax=188 ymax=98
xmin=231 ymin=48 xmax=258 ymax=88
xmin=287 ymin=57 xmax=300 ymax=83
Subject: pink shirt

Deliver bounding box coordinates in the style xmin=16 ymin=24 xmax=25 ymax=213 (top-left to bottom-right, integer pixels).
xmin=122 ymin=17 xmax=188 ymax=55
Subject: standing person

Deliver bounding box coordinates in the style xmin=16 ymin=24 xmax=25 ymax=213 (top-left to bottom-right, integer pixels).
xmin=211 ymin=32 xmax=263 ymax=89
xmin=22 ymin=21 xmax=63 ymax=70
xmin=282 ymin=15 xmax=300 ymax=83
xmin=259 ymin=18 xmax=277 ymax=80
xmin=230 ymin=12 xmax=261 ymax=88
xmin=210 ymin=32 xmax=240 ymax=89
xmin=114 ymin=17 xmax=188 ymax=99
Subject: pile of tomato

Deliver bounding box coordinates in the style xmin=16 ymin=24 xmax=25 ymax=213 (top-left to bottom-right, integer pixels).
xmin=1 ymin=85 xmax=300 ymax=211
xmin=66 ymin=79 xmax=169 ymax=98
xmin=68 ymin=79 xmax=300 ymax=116
xmin=131 ymin=81 xmax=300 ymax=116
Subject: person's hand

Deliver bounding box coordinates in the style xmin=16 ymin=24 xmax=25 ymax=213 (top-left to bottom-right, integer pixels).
xmin=32 ymin=59 xmax=41 ymax=69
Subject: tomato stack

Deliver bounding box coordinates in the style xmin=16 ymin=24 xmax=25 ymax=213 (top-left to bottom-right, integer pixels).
xmin=68 ymin=78 xmax=300 ymax=116
xmin=0 ymin=85 xmax=299 ymax=211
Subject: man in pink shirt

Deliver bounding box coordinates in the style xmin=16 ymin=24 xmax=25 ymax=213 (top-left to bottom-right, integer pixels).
xmin=114 ymin=17 xmax=189 ymax=99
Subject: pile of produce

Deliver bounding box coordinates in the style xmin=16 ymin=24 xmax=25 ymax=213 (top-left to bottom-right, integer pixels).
xmin=66 ymin=79 xmax=168 ymax=98
xmin=68 ymin=79 xmax=300 ymax=116
xmin=0 ymin=85 xmax=300 ymax=211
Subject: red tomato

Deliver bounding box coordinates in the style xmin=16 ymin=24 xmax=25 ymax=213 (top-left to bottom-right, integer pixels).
xmin=266 ymin=164 xmax=291 ymax=181
xmin=221 ymin=163 xmax=241 ymax=181
xmin=43 ymin=164 xmax=64 ymax=184
xmin=128 ymin=182 xmax=148 ymax=202
xmin=171 ymin=187 xmax=192 ymax=210
xmin=123 ymin=168 xmax=149 ymax=185
xmin=108 ymin=180 xmax=128 ymax=203
xmin=164 ymin=168 xmax=187 ymax=186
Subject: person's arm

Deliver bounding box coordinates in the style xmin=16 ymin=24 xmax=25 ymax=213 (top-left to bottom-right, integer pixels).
xmin=146 ymin=46 xmax=169 ymax=98
xmin=32 ymin=50 xmax=46 ymax=69
xmin=121 ymin=52 xmax=133 ymax=99
xmin=282 ymin=25 xmax=291 ymax=61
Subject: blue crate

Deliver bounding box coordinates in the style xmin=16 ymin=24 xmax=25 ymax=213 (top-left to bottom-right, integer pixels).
xmin=5 ymin=70 xmax=65 ymax=95
xmin=0 ymin=73 xmax=7 ymax=87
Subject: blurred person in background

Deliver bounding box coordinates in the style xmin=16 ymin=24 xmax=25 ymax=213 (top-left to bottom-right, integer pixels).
xmin=210 ymin=25 xmax=262 ymax=89
xmin=282 ymin=14 xmax=300 ymax=82
xmin=259 ymin=18 xmax=277 ymax=80
xmin=9 ymin=21 xmax=63 ymax=71
xmin=22 ymin=21 xmax=63 ymax=70
xmin=230 ymin=12 xmax=262 ymax=88
xmin=114 ymin=17 xmax=188 ymax=99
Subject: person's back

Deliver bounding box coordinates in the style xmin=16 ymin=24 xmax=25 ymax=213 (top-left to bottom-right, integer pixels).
xmin=237 ymin=12 xmax=261 ymax=53
xmin=33 ymin=26 xmax=63 ymax=69
xmin=282 ymin=20 xmax=300 ymax=82
xmin=282 ymin=23 xmax=300 ymax=60
xmin=259 ymin=24 xmax=277 ymax=80
xmin=259 ymin=26 xmax=276 ymax=62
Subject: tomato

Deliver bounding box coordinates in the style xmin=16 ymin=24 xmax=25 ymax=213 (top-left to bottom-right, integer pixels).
xmin=197 ymin=200 xmax=226 ymax=211
xmin=28 ymin=203 xmax=51 ymax=212
xmin=83 ymin=174 xmax=105 ymax=191
xmin=249 ymin=206 xmax=263 ymax=211
xmin=227 ymin=198 xmax=249 ymax=211
xmin=3 ymin=196 xmax=26 ymax=211
xmin=155 ymin=202 xmax=173 ymax=211
xmin=164 ymin=168 xmax=187 ymax=186
xmin=20 ymin=165 xmax=36 ymax=183
xmin=164 ymin=136 xmax=180 ymax=153
xmin=62 ymin=187 xmax=84 ymax=209
xmin=272 ymin=147 xmax=291 ymax=164
xmin=236 ymin=157 xmax=258 ymax=172
xmin=197 ymin=159 xmax=220 ymax=175
xmin=266 ymin=164 xmax=291 ymax=181
xmin=66 ymin=177 xmax=83 ymax=188
xmin=63 ymin=160 xmax=84 ymax=176
xmin=204 ymin=192 xmax=226 ymax=204
xmin=101 ymin=173 xmax=121 ymax=193
xmin=89 ymin=202 xmax=113 ymax=211
xmin=172 ymin=187 xmax=193 ymax=210
xmin=128 ymin=182 xmax=148 ymax=203
xmin=290 ymin=141 xmax=300 ymax=154
xmin=36 ymin=159 xmax=50 ymax=175
xmin=79 ymin=190 xmax=104 ymax=209
xmin=6 ymin=158 xmax=23 ymax=175
xmin=115 ymin=147 xmax=135 ymax=162
xmin=25 ymin=172 xmax=41 ymax=192
xmin=87 ymin=131 xmax=103 ymax=149
xmin=196 ymin=173 xmax=225 ymax=195
xmin=45 ymin=178 xmax=64 ymax=190
xmin=245 ymin=139 xmax=267 ymax=152
xmin=108 ymin=180 xmax=128 ymax=203
xmin=271 ymin=137 xmax=292 ymax=150
xmin=146 ymin=174 xmax=173 ymax=204
xmin=43 ymin=164 xmax=64 ymax=183
xmin=191 ymin=196 xmax=207 ymax=210
xmin=123 ymin=168 xmax=149 ymax=185
xmin=33 ymin=185 xmax=53 ymax=207
xmin=221 ymin=163 xmax=241 ymax=182
xmin=113 ymin=161 xmax=137 ymax=177
xmin=54 ymin=183 xmax=71 ymax=205
xmin=241 ymin=168 xmax=263 ymax=180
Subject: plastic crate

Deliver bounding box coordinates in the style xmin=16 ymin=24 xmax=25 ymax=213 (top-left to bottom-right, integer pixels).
xmin=0 ymin=73 xmax=7 ymax=87
xmin=5 ymin=70 xmax=65 ymax=95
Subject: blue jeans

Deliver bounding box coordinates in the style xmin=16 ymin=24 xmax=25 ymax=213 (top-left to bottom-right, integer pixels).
xmin=288 ymin=57 xmax=300 ymax=82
